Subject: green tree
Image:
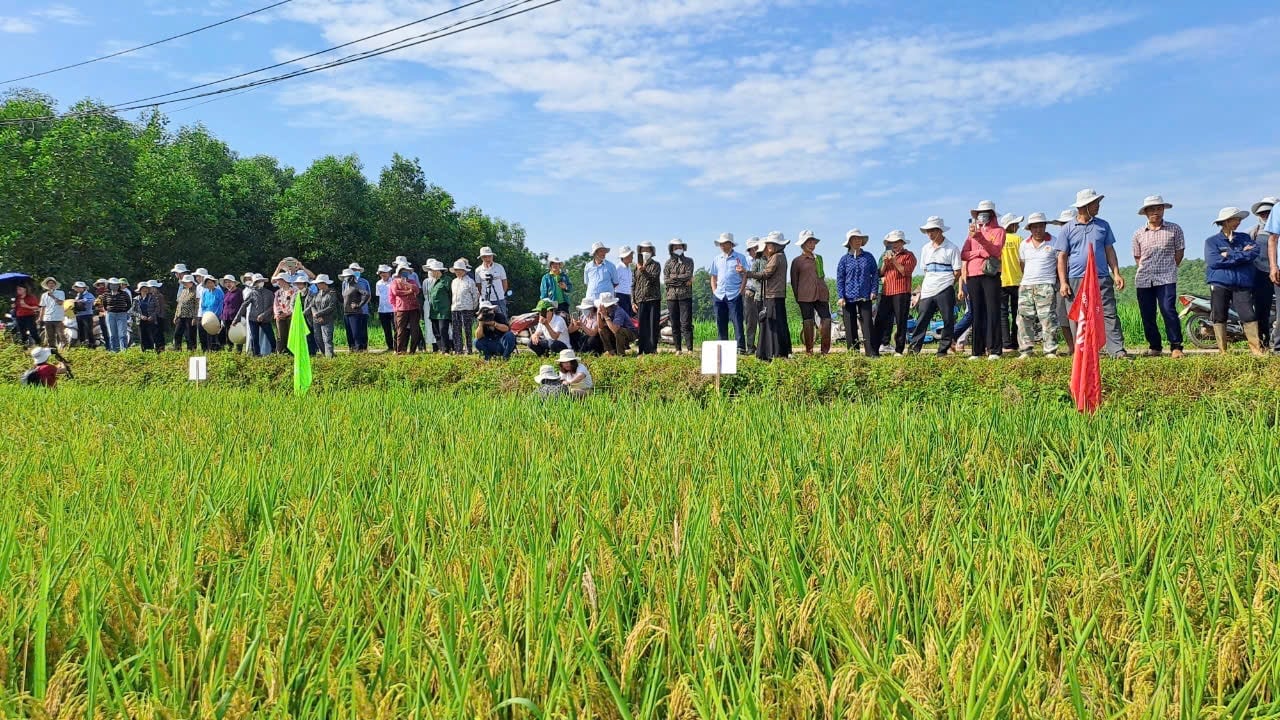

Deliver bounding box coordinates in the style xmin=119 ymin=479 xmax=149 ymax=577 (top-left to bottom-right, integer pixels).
xmin=274 ymin=155 xmax=376 ymax=269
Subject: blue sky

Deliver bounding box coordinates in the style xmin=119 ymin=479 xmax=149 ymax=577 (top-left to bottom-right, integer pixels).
xmin=3 ymin=0 xmax=1279 ymax=268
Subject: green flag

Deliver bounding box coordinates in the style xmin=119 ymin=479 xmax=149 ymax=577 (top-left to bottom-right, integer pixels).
xmin=288 ymin=291 xmax=312 ymax=396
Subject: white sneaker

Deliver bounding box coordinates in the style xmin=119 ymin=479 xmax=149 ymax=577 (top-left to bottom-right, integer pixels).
xmin=1018 ymin=352 xmax=1032 ymax=359
xmin=967 ymin=355 xmax=981 ymax=361
xmin=893 ymin=352 xmax=903 ymax=357
xmin=1044 ymin=351 xmax=1058 ymax=358
xmin=987 ymin=354 xmax=1001 ymax=361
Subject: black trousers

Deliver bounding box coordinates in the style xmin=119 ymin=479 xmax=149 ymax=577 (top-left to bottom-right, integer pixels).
xmin=636 ymin=300 xmax=660 ymax=354
xmin=379 ymin=312 xmax=396 ymax=351
xmin=872 ymin=293 xmax=911 ymax=354
xmin=154 ymin=317 xmax=167 ymax=351
xmin=173 ymin=317 xmax=197 ymax=350
xmin=969 ymin=275 xmax=1003 ymax=357
xmin=530 ymin=339 xmax=569 ymax=357
xmin=139 ymin=320 xmax=161 ymax=352
xmin=1253 ymin=270 xmax=1274 ymax=343
xmin=909 ymin=287 xmax=956 ymax=355
xmin=667 ymin=298 xmax=693 ymax=352
xmin=76 ymin=315 xmax=96 ymax=348
xmin=1000 ymin=286 xmax=1019 ymax=350
xmin=1210 ymin=285 xmax=1255 ymax=324
xmin=842 ymin=299 xmax=875 ymax=354
xmin=431 ymin=318 xmax=451 ymax=353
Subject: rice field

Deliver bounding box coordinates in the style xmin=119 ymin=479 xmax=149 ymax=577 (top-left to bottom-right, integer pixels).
xmin=2 ymin=387 xmax=1278 ymax=718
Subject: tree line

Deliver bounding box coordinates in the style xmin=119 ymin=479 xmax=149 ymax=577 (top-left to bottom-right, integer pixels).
xmin=0 ymin=90 xmax=547 ymax=312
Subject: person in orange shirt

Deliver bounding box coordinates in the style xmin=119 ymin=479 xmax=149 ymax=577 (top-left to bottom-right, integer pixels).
xmin=871 ymin=230 xmax=917 ymax=356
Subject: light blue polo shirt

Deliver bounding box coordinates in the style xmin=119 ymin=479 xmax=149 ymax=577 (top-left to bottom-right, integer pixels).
xmin=1051 ymin=218 xmax=1116 ymax=279
xmin=709 ymin=250 xmax=748 ymax=300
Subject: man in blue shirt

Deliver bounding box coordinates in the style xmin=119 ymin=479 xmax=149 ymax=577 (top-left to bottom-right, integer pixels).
xmin=583 ymin=241 xmax=618 ymax=300
xmin=1053 ymin=188 xmax=1128 ymax=358
xmin=709 ymin=232 xmax=750 ymax=352
xmin=836 ymin=229 xmax=879 ymax=354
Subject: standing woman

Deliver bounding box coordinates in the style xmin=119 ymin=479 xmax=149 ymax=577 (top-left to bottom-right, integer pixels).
xmin=173 ymin=275 xmax=199 ymax=351
xmin=308 ymin=274 xmax=339 ymax=357
xmin=38 ymin=277 xmax=67 ymax=349
xmin=632 ymin=241 xmax=662 ymax=354
xmin=664 ymin=238 xmax=695 ymax=354
xmin=375 ymin=264 xmax=396 ymax=351
xmin=272 ymin=273 xmax=295 ymax=354
xmin=835 ymin=229 xmax=878 ymax=355
xmin=1248 ymin=197 xmax=1278 ymax=349
xmin=220 ymin=275 xmax=243 ymax=351
xmin=424 ymin=260 xmax=452 ymax=353
xmin=340 ymin=269 xmax=371 ymax=352
xmin=872 ymin=231 xmax=917 ymax=356
xmin=101 ymin=278 xmax=132 ymax=352
xmin=540 ymin=257 xmax=572 ymax=312
xmin=234 ymin=274 xmax=275 ymax=356
xmin=12 ymin=281 xmax=41 ymax=346
xmin=961 ymin=200 xmax=1007 ymax=360
xmin=198 ymin=276 xmax=225 ymax=352
xmin=742 ymin=231 xmax=792 ymax=361
xmin=1205 ymin=207 xmax=1266 ymax=356
xmin=450 ymin=260 xmax=479 ymax=355
xmin=136 ymin=282 xmax=161 ymax=352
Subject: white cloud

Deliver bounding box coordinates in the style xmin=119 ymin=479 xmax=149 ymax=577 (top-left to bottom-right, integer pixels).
xmin=34 ymin=4 xmax=89 ymax=25
xmin=0 ymin=16 xmax=37 ymax=33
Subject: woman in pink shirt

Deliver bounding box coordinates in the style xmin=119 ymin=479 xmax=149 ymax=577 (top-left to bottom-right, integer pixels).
xmin=961 ymin=200 xmax=1007 ymax=360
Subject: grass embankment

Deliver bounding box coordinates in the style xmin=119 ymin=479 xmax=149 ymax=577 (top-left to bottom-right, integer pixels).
xmin=0 ymin=389 xmax=1277 ymax=717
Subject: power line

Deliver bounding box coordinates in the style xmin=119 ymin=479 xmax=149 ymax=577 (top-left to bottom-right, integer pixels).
xmin=0 ymin=0 xmax=563 ymax=126
xmin=1 ymin=0 xmax=295 ymax=85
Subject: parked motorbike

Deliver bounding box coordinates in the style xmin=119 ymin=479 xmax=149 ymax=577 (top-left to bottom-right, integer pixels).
xmin=1178 ymin=294 xmax=1244 ymax=349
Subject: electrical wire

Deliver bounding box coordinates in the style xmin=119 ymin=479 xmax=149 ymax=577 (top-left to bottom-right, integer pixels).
xmin=1 ymin=0 xmax=295 ymax=85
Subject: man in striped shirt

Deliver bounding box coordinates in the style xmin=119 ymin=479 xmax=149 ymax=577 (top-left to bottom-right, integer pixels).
xmin=1132 ymin=195 xmax=1185 ymax=357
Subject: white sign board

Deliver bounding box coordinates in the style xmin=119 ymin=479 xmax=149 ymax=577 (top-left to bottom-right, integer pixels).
xmin=188 ymin=356 xmax=208 ymax=382
xmin=700 ymin=341 xmax=738 ymax=375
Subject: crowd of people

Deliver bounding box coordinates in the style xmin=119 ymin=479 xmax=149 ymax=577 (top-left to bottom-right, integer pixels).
xmin=12 ymin=188 xmax=1280 ymax=390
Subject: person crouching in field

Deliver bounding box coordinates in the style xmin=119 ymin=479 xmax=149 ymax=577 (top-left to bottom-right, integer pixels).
xmin=530 ymin=300 xmax=570 ymax=357
xmin=24 ymin=347 xmax=68 ymax=388
xmin=450 ymin=260 xmax=479 ymax=355
xmin=596 ymin=292 xmax=636 ymax=356
xmin=308 ymin=274 xmax=339 ymax=358
xmin=534 ymin=364 xmax=566 ymax=398
xmin=570 ymin=297 xmax=603 ymax=355
xmin=558 ymin=349 xmax=594 ymax=398
xmin=474 ymin=301 xmax=516 ymax=361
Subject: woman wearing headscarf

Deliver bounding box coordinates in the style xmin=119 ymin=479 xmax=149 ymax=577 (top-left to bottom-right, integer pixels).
xmin=961 ymin=200 xmax=1007 ymax=360
xmin=742 ymin=231 xmax=792 ymax=361
xmin=1205 ymin=207 xmax=1266 ymax=356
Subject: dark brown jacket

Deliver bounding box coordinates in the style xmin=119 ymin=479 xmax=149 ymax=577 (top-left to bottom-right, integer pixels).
xmin=746 ymin=252 xmax=788 ymax=299
xmin=632 ymin=259 xmax=662 ymax=303
xmin=790 ymin=254 xmax=828 ymax=303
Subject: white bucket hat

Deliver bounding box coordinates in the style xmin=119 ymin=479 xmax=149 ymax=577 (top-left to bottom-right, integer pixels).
xmin=394 ymin=255 xmax=409 ymax=265
xmin=1251 ymin=197 xmax=1279 ymax=216
xmin=377 ymin=264 xmax=393 ymax=274
xmin=999 ymin=213 xmax=1024 ymax=229
xmin=425 ymin=259 xmax=446 ymax=271
xmin=798 ymin=230 xmax=818 ymax=244
xmin=844 ymin=229 xmax=869 ymax=246
xmin=919 ymin=217 xmax=949 ymax=233
xmin=597 ymin=292 xmax=619 ymax=307
xmin=717 ymin=232 xmax=736 ymax=246
xmin=548 ymin=256 xmax=563 ymax=265
xmin=170 ymin=263 xmax=189 ymax=274
xmin=1025 ymin=212 xmax=1050 ymax=226
xmin=764 ymin=231 xmax=788 ymax=247
xmin=94 ymin=278 xmax=108 ymax=286
xmin=576 ymin=297 xmax=596 ymax=311
xmin=202 ymin=275 xmax=219 ymax=285
xmin=557 ymin=349 xmax=580 ymax=363
xmin=590 ymin=241 xmax=610 ymax=254
xmin=667 ymin=238 xmax=686 ymax=248
xmin=451 ymin=259 xmax=470 ymax=272
xmin=1073 ymin=188 xmax=1104 ymax=208
xmin=638 ymin=241 xmax=656 ymax=251
xmin=222 ymin=274 xmax=238 ymax=283
xmin=883 ymin=230 xmax=908 ymax=246
xmin=1051 ymin=209 xmax=1076 ymax=225
xmin=617 ymin=245 xmax=634 ymax=259
xmin=180 ymin=275 xmax=195 ymax=284
xmin=193 ymin=267 xmax=210 ymax=277
xmin=535 ymin=365 xmax=560 ymax=382
xmin=338 ymin=269 xmax=354 ymax=279
xmin=1138 ymin=195 xmax=1173 ymax=214
xmin=478 ymin=247 xmax=495 ymax=258
xmin=271 ymin=272 xmax=289 ymax=283
xmin=290 ymin=273 xmax=310 ymax=285
xmin=1213 ymin=207 xmax=1249 ymax=225
xmin=107 ymin=277 xmax=122 ymax=285
xmin=72 ymin=281 xmax=87 ymax=289
xmin=348 ymin=263 xmax=365 ymax=272
xmin=970 ymin=200 xmax=997 ymax=218
xmin=31 ymin=347 xmax=51 ymax=365
xmin=150 ymin=280 xmax=163 ymax=288
xmin=745 ymin=237 xmax=761 ymax=251
xmin=312 ymin=274 xmax=333 ymax=285
xmin=478 ymin=300 xmax=497 ymax=311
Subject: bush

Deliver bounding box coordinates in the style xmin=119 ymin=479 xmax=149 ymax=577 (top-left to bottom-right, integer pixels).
xmin=6 ymin=343 xmax=1280 ymax=411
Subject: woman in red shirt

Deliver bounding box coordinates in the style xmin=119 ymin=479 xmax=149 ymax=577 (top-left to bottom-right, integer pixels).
xmin=12 ymin=282 xmax=41 ymax=346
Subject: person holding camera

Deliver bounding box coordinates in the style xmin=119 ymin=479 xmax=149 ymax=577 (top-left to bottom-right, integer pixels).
xmin=632 ymin=241 xmax=662 ymax=354
xmin=474 ymin=300 xmax=516 ymax=360
xmin=569 ymin=297 xmax=603 ymax=355
xmin=476 ymin=247 xmax=510 ymax=318
xmin=529 ymin=300 xmax=570 ymax=357
xmin=540 ymin=257 xmax=573 ymax=312
xmin=961 ymin=201 xmax=1008 ymax=360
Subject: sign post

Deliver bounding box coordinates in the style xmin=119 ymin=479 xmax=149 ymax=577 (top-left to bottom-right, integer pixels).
xmin=700 ymin=341 xmax=738 ymax=394
xmin=188 ymin=356 xmax=207 ymax=387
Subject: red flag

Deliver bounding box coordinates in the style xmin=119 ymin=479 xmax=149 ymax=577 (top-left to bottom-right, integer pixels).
xmin=1067 ymin=244 xmax=1104 ymax=413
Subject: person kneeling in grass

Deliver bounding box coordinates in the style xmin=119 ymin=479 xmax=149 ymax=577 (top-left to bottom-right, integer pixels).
xmin=596 ymin=292 xmax=636 ymax=356
xmin=530 ymin=300 xmax=571 ymax=357
xmin=557 ymin=349 xmax=593 ymax=398
xmin=474 ymin=301 xmax=516 ymax=360
xmin=534 ymin=364 xmax=567 ymax=398
xmin=23 ymin=347 xmax=68 ymax=388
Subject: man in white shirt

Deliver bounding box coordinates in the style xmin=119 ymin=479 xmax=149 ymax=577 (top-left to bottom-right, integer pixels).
xmin=475 ymin=247 xmax=509 ymax=318
xmin=39 ymin=277 xmax=67 ymax=349
xmin=908 ymin=217 xmax=962 ymax=355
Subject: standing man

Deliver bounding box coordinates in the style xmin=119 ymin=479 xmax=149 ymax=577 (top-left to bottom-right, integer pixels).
xmin=742 ymin=238 xmax=763 ymax=354
xmin=836 ymin=229 xmax=878 ymax=356
xmin=664 ymin=238 xmax=695 ymax=355
xmin=38 ymin=277 xmax=67 ymax=349
xmin=71 ymin=281 xmax=96 ymax=349
xmin=1055 ymin=188 xmax=1128 ymax=359
xmin=910 ymin=217 xmax=962 ymax=356
xmin=872 ymin=231 xmax=917 ymax=356
xmin=583 ymin=242 xmax=619 ymax=301
xmin=709 ymin=232 xmax=749 ymax=353
xmin=791 ymin=230 xmax=832 ymax=355
xmin=1132 ymin=195 xmax=1185 ymax=358
xmin=998 ymin=213 xmax=1024 ymax=353
xmin=344 ymin=263 xmax=372 ymax=351
xmin=1248 ymin=197 xmax=1278 ymax=349
xmin=375 ymin=265 xmax=396 ymax=351
xmin=1266 ymin=197 xmax=1280 ymax=352
xmin=475 ymin=247 xmax=510 ymax=318
xmin=614 ymin=246 xmax=635 ymax=313
xmin=632 ymin=241 xmax=662 ymax=355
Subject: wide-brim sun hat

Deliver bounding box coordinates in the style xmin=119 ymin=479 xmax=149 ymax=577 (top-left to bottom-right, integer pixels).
xmin=150 ymin=280 xmax=163 ymax=288
xmin=451 ymin=260 xmax=470 ymax=272
xmin=999 ymin=213 xmax=1024 ymax=228
xmin=1251 ymin=197 xmax=1279 ymax=216
xmin=170 ymin=263 xmax=189 ymax=274
xmin=1213 ymin=207 xmax=1249 ymax=225
xmin=764 ymin=231 xmax=788 ymax=247
xmin=717 ymin=232 xmax=736 ymax=246
xmin=478 ymin=247 xmax=495 ymax=258
xmin=312 ymin=274 xmax=333 ymax=285
xmin=844 ymin=229 xmax=869 ymax=246
xmin=1052 ymin=209 xmax=1076 ymax=225
xmin=377 ymin=264 xmax=393 ymax=274
xmin=798 ymin=230 xmax=819 ymax=244
xmin=1138 ymin=195 xmax=1173 ymax=214
xmin=202 ymin=276 xmax=218 ymax=285
xmin=884 ymin=230 xmax=908 ymax=246
xmin=535 ymin=365 xmax=560 ymax=382
xmin=577 ymin=298 xmax=596 ymax=311
xmin=94 ymin=278 xmax=108 ymax=286
xmin=394 ymin=256 xmax=409 ymax=265
xmin=548 ymin=256 xmax=563 ymax=265
xmin=970 ymin=200 xmax=997 ymax=218
xmin=617 ymin=245 xmax=634 ymax=259
xmin=1025 ymin=212 xmax=1050 ymax=226
xmin=72 ymin=281 xmax=87 ymax=289
xmin=590 ymin=241 xmax=610 ymax=254
xmin=597 ymin=292 xmax=619 ymax=307
xmin=638 ymin=241 xmax=655 ymax=251
xmin=667 ymin=238 xmax=686 ymax=248
xmin=919 ymin=217 xmax=949 ymax=233
xmin=193 ymin=267 xmax=210 ymax=277
xmin=181 ymin=275 xmax=195 ymax=284
xmin=31 ymin=347 xmax=51 ymax=365
xmin=426 ymin=259 xmax=446 ymax=271
xmin=201 ymin=312 xmax=222 ymax=334
xmin=395 ymin=262 xmax=415 ymax=272
xmin=557 ymin=349 xmax=580 ymax=363
xmin=43 ymin=277 xmax=59 ymax=289
xmin=348 ymin=263 xmax=365 ymax=272
xmin=1073 ymin=188 xmax=1104 ymax=208
xmin=338 ymin=269 xmax=355 ymax=279
xmin=222 ymin=274 xmax=237 ymax=283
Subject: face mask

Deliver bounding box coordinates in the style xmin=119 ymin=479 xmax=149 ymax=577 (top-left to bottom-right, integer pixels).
xmin=673 ymin=250 xmax=685 ymax=257
xmin=353 ymin=271 xmax=362 ymax=279
xmin=641 ymin=252 xmax=652 ymax=262
xmin=977 ymin=212 xmax=993 ymax=225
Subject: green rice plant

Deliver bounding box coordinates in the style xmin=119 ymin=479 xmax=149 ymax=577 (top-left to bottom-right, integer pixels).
xmin=0 ymin=387 xmax=1277 ymax=717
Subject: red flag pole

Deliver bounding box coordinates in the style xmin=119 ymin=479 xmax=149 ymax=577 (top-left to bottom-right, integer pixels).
xmin=1068 ymin=244 xmax=1105 ymax=413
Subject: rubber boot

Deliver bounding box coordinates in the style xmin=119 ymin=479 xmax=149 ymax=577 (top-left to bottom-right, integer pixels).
xmin=1243 ymin=322 xmax=1267 ymax=357
xmin=1214 ymin=323 xmax=1229 ymax=355
xmin=801 ymin=321 xmax=815 ymax=354
xmin=819 ymin=319 xmax=832 ymax=355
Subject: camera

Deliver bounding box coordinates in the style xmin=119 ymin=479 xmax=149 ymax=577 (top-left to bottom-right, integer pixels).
xmin=478 ymin=308 xmax=495 ymax=322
